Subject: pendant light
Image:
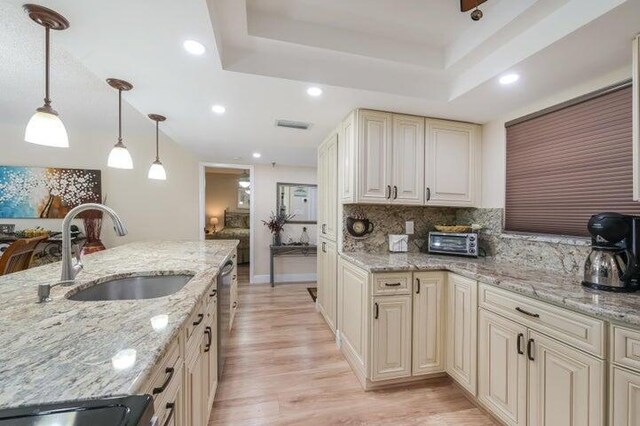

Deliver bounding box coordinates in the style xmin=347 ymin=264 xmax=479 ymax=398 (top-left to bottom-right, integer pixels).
xmin=147 ymin=114 xmax=167 ymax=180
xmin=106 ymin=78 xmax=134 ymax=169
xmin=23 ymin=4 xmax=70 ymax=148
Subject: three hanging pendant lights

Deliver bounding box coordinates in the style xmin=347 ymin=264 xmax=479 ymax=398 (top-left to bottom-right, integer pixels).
xmin=24 ymin=4 xmax=168 ymax=180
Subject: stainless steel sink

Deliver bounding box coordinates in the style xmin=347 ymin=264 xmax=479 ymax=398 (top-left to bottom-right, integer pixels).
xmin=68 ymin=274 xmax=193 ymax=301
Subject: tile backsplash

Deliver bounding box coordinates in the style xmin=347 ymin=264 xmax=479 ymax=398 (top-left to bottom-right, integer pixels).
xmin=342 ymin=205 xmax=591 ymax=275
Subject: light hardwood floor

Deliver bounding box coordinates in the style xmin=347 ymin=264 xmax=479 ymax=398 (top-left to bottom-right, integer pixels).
xmin=209 ymin=265 xmax=496 ymax=425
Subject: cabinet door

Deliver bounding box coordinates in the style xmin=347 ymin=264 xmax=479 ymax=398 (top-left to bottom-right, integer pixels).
xmin=446 ymin=273 xmax=478 ymax=395
xmin=528 ymin=331 xmax=605 ymax=426
xmin=322 ymin=239 xmax=338 ymax=333
xmin=340 ymin=111 xmax=357 ymax=203
xmin=324 ymin=133 xmax=338 ymax=241
xmin=425 ymin=120 xmax=480 ymax=207
xmin=317 ymin=141 xmax=327 ymax=237
xmin=611 ymin=365 xmax=640 ymax=426
xmin=205 ymin=315 xmax=218 ymax=410
xmin=357 ymin=110 xmax=392 ymax=203
xmin=185 ymin=347 xmax=204 ymax=426
xmin=392 ymin=114 xmax=425 ymax=205
xmin=317 ymin=238 xmax=326 ymax=313
xmin=412 ymin=272 xmax=445 ymax=375
xmin=478 ymin=309 xmax=527 ymax=426
xmin=371 ymin=295 xmax=412 ymax=381
xmin=337 ymin=258 xmax=369 ymax=375
xmin=158 ymin=365 xmax=184 ymax=426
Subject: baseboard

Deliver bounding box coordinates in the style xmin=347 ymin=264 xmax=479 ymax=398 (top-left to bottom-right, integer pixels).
xmin=251 ymin=273 xmax=317 ymax=284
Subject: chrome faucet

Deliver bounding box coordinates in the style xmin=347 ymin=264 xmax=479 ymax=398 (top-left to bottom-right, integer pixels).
xmin=61 ymin=203 xmax=127 ymax=282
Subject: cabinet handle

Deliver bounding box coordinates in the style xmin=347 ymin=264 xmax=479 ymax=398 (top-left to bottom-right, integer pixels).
xmin=426 ymin=187 xmax=431 ymax=201
xmin=515 ymin=307 xmax=540 ymax=318
xmin=527 ymin=338 xmax=535 ymax=361
xmin=393 ymin=185 xmax=398 ymax=199
xmin=192 ymin=313 xmax=204 ymax=326
xmin=517 ymin=333 xmax=524 ymax=355
xmin=416 ymin=278 xmax=420 ymax=294
xmin=386 ymin=185 xmax=391 ymax=199
xmin=233 ymin=301 xmax=238 ymax=309
xmin=384 ymin=282 xmax=402 ymax=287
xmin=374 ymin=302 xmax=379 ymax=319
xmin=204 ymin=326 xmax=212 ymax=353
xmin=209 ymin=289 xmax=217 ymax=297
xmin=322 ymin=224 xmax=326 ymax=234
xmin=322 ymin=242 xmax=326 ymax=253
xmin=163 ymin=402 xmax=175 ymax=426
xmin=152 ymin=367 xmax=175 ymax=395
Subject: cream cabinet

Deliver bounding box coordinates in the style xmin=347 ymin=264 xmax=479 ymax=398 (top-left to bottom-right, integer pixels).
xmin=528 ymin=330 xmax=604 ymax=426
xmin=317 ymin=238 xmax=337 ymax=333
xmin=478 ymin=309 xmax=527 ymax=426
xmin=318 ymin=131 xmax=338 ymax=241
xmin=336 ymin=108 xmax=480 ymax=207
xmin=611 ymin=365 xmax=640 ymax=426
xmin=412 ymin=272 xmax=445 ymax=375
xmin=425 ymin=120 xmax=481 ymax=207
xmin=370 ymin=295 xmax=412 ymax=381
xmin=446 ymin=273 xmax=478 ymax=395
xmin=184 ymin=334 xmax=205 ymax=426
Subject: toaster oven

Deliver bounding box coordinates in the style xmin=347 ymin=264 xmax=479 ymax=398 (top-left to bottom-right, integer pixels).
xmin=428 ymin=232 xmax=478 ymax=257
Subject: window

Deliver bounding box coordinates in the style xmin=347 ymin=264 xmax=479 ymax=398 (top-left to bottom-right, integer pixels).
xmin=505 ymin=81 xmax=639 ymax=237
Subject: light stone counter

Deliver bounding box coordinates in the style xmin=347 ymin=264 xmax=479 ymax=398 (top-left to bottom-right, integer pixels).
xmin=341 ymin=251 xmax=640 ymax=327
xmin=0 ymin=240 xmax=237 ymax=409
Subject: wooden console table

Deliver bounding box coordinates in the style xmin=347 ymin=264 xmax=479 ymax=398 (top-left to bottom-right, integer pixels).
xmin=269 ymin=244 xmax=317 ymax=287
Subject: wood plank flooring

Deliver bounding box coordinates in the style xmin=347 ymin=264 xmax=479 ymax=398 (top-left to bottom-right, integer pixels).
xmin=209 ymin=266 xmax=496 ymax=425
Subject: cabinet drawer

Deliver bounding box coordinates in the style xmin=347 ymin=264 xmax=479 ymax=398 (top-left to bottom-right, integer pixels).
xmin=372 ymin=272 xmax=412 ymax=295
xmin=204 ymin=278 xmax=218 ymax=312
xmin=479 ymin=284 xmax=605 ymax=357
xmin=613 ymin=325 xmax=640 ymax=371
xmin=186 ymin=301 xmax=206 ymax=353
xmin=143 ymin=339 xmax=181 ymax=414
xmin=155 ymin=364 xmax=183 ymax=426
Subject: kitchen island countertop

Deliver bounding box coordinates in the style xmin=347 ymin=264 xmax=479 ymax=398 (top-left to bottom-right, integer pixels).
xmin=0 ymin=240 xmax=237 ymax=409
xmin=341 ymin=251 xmax=640 ymax=327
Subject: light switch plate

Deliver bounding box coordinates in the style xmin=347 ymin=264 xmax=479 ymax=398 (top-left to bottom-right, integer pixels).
xmin=405 ymin=221 xmax=414 ymax=235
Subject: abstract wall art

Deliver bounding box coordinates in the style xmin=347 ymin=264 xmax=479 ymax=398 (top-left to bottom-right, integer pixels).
xmin=0 ymin=166 xmax=102 ymax=219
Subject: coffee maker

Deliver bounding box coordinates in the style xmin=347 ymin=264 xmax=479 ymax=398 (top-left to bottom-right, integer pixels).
xmin=582 ymin=213 xmax=640 ymax=292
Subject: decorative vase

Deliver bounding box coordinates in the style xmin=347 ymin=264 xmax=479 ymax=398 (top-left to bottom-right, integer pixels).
xmin=81 ymin=217 xmax=106 ymax=255
xmin=300 ymin=227 xmax=310 ymax=245
xmin=273 ymin=232 xmax=282 ymax=246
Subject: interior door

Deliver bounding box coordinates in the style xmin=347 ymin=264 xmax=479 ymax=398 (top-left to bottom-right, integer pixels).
xmin=478 ymin=309 xmax=527 ymax=426
xmin=357 ymin=110 xmax=392 ymax=203
xmin=412 ymin=272 xmax=444 ymax=375
xmin=371 ymin=295 xmax=412 ymax=381
xmin=528 ymin=330 xmax=605 ymax=426
xmin=392 ymin=114 xmax=425 ymax=205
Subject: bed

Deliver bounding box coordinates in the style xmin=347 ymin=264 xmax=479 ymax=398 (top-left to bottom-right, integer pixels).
xmin=207 ymin=210 xmax=250 ymax=264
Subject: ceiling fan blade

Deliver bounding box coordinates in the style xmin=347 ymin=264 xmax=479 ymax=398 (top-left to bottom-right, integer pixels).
xmin=461 ymin=0 xmax=488 ymax=12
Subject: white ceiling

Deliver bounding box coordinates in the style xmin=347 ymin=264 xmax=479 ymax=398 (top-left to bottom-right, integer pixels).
xmin=0 ymin=0 xmax=638 ymax=167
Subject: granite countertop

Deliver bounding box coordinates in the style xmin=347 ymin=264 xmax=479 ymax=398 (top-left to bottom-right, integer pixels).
xmin=0 ymin=240 xmax=238 ymax=409
xmin=341 ymin=251 xmax=640 ymax=327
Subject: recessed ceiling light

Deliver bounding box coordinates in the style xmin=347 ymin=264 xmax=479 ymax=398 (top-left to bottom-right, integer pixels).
xmin=499 ymin=73 xmax=520 ymax=85
xmin=252 ymin=152 xmax=261 ymax=158
xmin=211 ymin=105 xmax=226 ymax=114
xmin=183 ymin=40 xmax=205 ymax=55
xmin=307 ymin=87 xmax=323 ymax=97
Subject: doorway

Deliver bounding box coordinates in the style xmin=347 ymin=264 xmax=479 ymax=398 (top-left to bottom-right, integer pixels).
xmin=199 ymin=163 xmax=254 ymax=280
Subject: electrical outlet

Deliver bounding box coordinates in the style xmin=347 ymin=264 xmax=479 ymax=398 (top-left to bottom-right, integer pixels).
xmin=405 ymin=221 xmax=414 ymax=235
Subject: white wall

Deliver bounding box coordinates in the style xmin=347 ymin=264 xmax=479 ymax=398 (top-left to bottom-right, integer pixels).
xmin=252 ymin=164 xmax=317 ymax=283
xmin=481 ymin=66 xmax=631 ymax=208
xmin=0 ymin=106 xmax=200 ymax=247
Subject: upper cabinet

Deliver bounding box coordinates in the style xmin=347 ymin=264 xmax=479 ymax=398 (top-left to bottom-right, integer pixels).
xmin=318 ymin=131 xmax=338 ymax=242
xmin=425 ymin=120 xmax=481 ymax=207
xmin=338 ymin=109 xmax=480 ymax=207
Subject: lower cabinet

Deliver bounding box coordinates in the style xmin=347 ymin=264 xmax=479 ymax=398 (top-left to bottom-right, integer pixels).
xmin=371 ymin=295 xmax=412 ymax=381
xmin=478 ymin=308 xmax=605 ymax=426
xmin=611 ymin=365 xmax=640 ymax=426
xmin=185 ymin=331 xmax=206 ymax=426
xmin=317 ymin=238 xmax=337 ymax=333
xmin=412 ymin=272 xmax=445 ymax=375
xmin=446 ymin=273 xmax=478 ymax=395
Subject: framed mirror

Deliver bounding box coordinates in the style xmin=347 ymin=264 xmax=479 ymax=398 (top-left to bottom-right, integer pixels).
xmin=277 ymin=183 xmax=317 ymax=224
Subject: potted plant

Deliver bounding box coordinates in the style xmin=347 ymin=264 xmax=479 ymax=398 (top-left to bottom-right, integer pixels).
xmin=262 ymin=211 xmax=294 ymax=246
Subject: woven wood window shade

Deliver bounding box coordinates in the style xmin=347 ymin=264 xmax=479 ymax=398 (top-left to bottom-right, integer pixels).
xmin=505 ymin=83 xmax=639 ymax=237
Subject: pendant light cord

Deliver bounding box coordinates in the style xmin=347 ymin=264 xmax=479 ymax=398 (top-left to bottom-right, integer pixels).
xmin=118 ymin=89 xmax=122 ymax=142
xmin=155 ymin=120 xmax=160 ymax=161
xmin=44 ymin=26 xmax=51 ymax=107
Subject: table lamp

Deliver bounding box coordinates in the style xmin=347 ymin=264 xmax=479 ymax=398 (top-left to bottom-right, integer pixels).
xmin=210 ymin=217 xmax=219 ymax=233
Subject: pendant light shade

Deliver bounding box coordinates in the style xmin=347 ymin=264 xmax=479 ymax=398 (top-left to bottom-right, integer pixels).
xmin=106 ymin=78 xmax=134 ymax=169
xmin=147 ymin=114 xmax=167 ymax=180
xmin=23 ymin=4 xmax=70 ymax=148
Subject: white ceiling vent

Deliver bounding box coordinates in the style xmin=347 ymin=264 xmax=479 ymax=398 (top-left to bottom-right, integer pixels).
xmin=275 ymin=119 xmax=312 ymax=130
